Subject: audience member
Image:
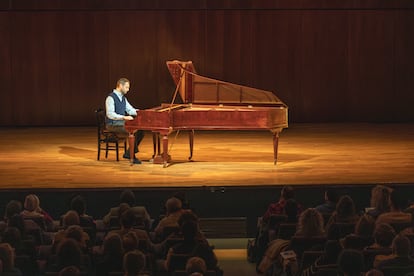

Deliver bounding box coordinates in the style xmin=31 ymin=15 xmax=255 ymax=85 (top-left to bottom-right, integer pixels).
xmin=165 ymin=221 xmax=218 ymax=271
xmin=58 ymin=266 xmax=81 ymax=276
xmin=103 ymin=189 xmax=150 ymax=229
xmin=376 ymin=234 xmax=414 ymax=269
xmin=53 ymin=211 xmax=90 ymax=252
xmin=302 ymin=240 xmax=342 ymax=276
xmin=0 ymin=243 xmax=22 ymax=275
xmin=341 ymin=214 xmax=376 ymax=249
xmin=367 ymin=185 xmax=392 ymax=219
xmin=70 ymin=195 xmax=95 ymax=228
xmin=4 ymin=201 xmax=22 ymax=223
xmin=54 ymin=238 xmax=85 ymax=272
xmin=108 ymin=208 xmax=151 ymax=242
xmin=186 ymin=257 xmax=207 ymax=276
xmin=338 ymin=249 xmax=364 ymax=276
xmin=315 ymin=189 xmax=338 ymax=214
xmin=262 ymin=186 xmax=303 ymax=223
xmin=154 ymin=197 xmax=186 ymax=238
xmin=325 ymin=195 xmax=360 ymax=235
xmin=20 ymin=194 xmax=54 ymax=229
xmin=123 ymin=250 xmax=147 ymax=276
xmin=295 ymin=208 xmax=325 ymax=238
xmin=95 ymin=232 xmax=124 ymax=275
xmin=376 ymin=189 xmax=411 ymax=226
xmin=367 ymin=223 xmax=396 ymax=249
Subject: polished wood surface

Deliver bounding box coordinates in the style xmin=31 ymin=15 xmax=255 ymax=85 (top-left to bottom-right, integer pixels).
xmin=1 ymin=124 xmax=413 ymax=189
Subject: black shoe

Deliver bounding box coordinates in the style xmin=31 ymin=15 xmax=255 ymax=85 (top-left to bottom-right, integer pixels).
xmin=132 ymin=158 xmax=142 ymax=164
xmin=123 ymin=153 xmax=130 ymax=159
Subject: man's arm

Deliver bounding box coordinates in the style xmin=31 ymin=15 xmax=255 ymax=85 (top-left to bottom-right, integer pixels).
xmin=125 ymin=98 xmax=137 ymax=116
xmin=105 ymin=96 xmax=125 ymax=120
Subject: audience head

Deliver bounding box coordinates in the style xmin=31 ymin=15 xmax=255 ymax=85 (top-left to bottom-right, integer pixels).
xmin=355 ymin=214 xmax=375 ymax=237
xmin=182 ymin=221 xmax=198 ymax=241
xmin=103 ymin=232 xmax=124 ymax=256
xmin=123 ymin=250 xmax=146 ymax=276
xmin=373 ymin=223 xmax=396 ymax=247
xmin=56 ymin=238 xmax=82 ymax=268
xmin=58 ymin=266 xmax=81 ymax=276
xmin=325 ymin=189 xmax=339 ymax=204
xmin=0 ymin=243 xmax=15 ymax=272
xmin=122 ymin=231 xmax=139 ymax=253
xmin=338 ymin=249 xmax=364 ymax=276
xmin=166 ymin=197 xmax=182 ymax=214
xmin=296 ymin=208 xmax=325 ymax=237
xmin=120 ymin=189 xmax=136 ymax=206
xmin=336 ymin=195 xmax=356 ymax=218
xmin=70 ymin=195 xmax=87 ymax=216
xmin=186 ymin=257 xmax=207 ymax=275
xmin=370 ymin=185 xmax=391 ymax=212
xmin=280 ymin=186 xmax=295 ymax=200
xmin=4 ymin=200 xmax=22 ymax=221
xmin=63 ymin=210 xmax=80 ymax=227
xmin=392 ymin=234 xmax=411 ymax=257
xmin=23 ymin=194 xmax=41 ymax=212
xmin=365 ymin=269 xmax=384 ymax=276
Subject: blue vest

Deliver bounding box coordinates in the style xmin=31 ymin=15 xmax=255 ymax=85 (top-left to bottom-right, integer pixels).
xmin=106 ymin=92 xmax=126 ymax=126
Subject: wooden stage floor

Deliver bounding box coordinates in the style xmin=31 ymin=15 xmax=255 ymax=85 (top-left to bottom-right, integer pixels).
xmin=1 ymin=123 xmax=414 ymax=190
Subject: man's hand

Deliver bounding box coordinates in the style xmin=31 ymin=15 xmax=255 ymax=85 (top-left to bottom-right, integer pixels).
xmin=123 ymin=115 xmax=134 ymax=121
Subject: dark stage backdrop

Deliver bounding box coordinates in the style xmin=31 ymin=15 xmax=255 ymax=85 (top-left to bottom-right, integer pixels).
xmin=1 ymin=0 xmax=414 ymax=126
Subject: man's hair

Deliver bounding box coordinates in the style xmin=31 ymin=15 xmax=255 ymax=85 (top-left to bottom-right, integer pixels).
xmin=374 ymin=223 xmax=396 ymax=247
xmin=58 ymin=265 xmax=81 ymax=276
xmin=392 ymin=234 xmax=411 ymax=256
xmin=338 ymin=249 xmax=364 ymax=276
xmin=166 ymin=197 xmax=182 ymax=214
xmin=70 ymin=195 xmax=86 ymax=216
xmin=5 ymin=200 xmax=22 ymax=220
xmin=281 ymin=186 xmax=295 ymax=200
xmin=186 ymin=257 xmax=207 ymax=274
xmin=117 ymin=78 xmax=130 ymax=87
xmin=120 ymin=190 xmax=136 ymax=206
xmin=123 ymin=250 xmax=146 ymax=275
xmin=63 ymin=210 xmax=80 ymax=227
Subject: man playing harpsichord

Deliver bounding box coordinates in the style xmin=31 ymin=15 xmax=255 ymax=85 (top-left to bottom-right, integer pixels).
xmin=105 ymin=78 xmax=144 ymax=164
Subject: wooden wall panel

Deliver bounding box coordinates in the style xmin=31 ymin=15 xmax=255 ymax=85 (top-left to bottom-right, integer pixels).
xmin=253 ymin=11 xmax=302 ymax=121
xmin=107 ymin=11 xmax=160 ymax=109
xmin=156 ymin=10 xmax=206 ymax=104
xmin=347 ymin=11 xmax=395 ymax=122
xmin=1 ymin=6 xmax=414 ymax=126
xmin=0 ymin=14 xmax=12 ymax=125
xmin=59 ymin=12 xmax=109 ymax=125
xmin=11 ymin=12 xmax=61 ymax=125
xmin=394 ymin=10 xmax=414 ymax=121
xmin=300 ymin=11 xmax=349 ymax=122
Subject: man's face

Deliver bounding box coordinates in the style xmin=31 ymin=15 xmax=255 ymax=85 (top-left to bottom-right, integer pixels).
xmin=119 ymin=82 xmax=130 ymax=95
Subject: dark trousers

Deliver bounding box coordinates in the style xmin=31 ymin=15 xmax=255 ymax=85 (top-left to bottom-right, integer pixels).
xmin=106 ymin=125 xmax=144 ymax=154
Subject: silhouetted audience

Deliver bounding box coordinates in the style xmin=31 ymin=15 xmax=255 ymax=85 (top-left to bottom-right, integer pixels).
xmin=325 ymin=195 xmax=360 ymax=237
xmin=186 ymin=257 xmax=207 ymax=276
xmin=95 ymin=232 xmax=124 ymax=275
xmin=262 ymin=186 xmax=303 ymax=223
xmin=123 ymin=250 xmax=147 ymax=276
xmin=154 ymin=197 xmax=186 ymax=239
xmin=376 ymin=234 xmax=414 ymax=270
xmin=103 ymin=189 xmax=150 ymax=229
xmin=376 ymin=189 xmax=411 ymax=226
xmin=315 ymin=189 xmax=339 ymax=214
xmin=70 ymin=195 xmax=95 ymax=228
xmin=366 ymin=185 xmax=392 ymax=219
xmin=0 ymin=243 xmax=22 ymax=275
xmin=338 ymin=249 xmax=364 ymax=276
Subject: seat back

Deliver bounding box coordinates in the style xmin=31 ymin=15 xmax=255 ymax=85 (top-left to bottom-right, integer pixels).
xmin=316 ymin=265 xmax=338 ymax=276
xmin=290 ymin=237 xmax=326 ymax=259
xmin=276 ymin=223 xmax=297 ymax=240
xmin=327 ymin=222 xmax=356 ymax=240
xmin=363 ymin=247 xmax=393 ymax=270
xmin=95 ymin=108 xmax=107 ymax=141
xmin=168 ymin=253 xmax=192 ymax=272
xmin=381 ymin=265 xmax=414 ymax=276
